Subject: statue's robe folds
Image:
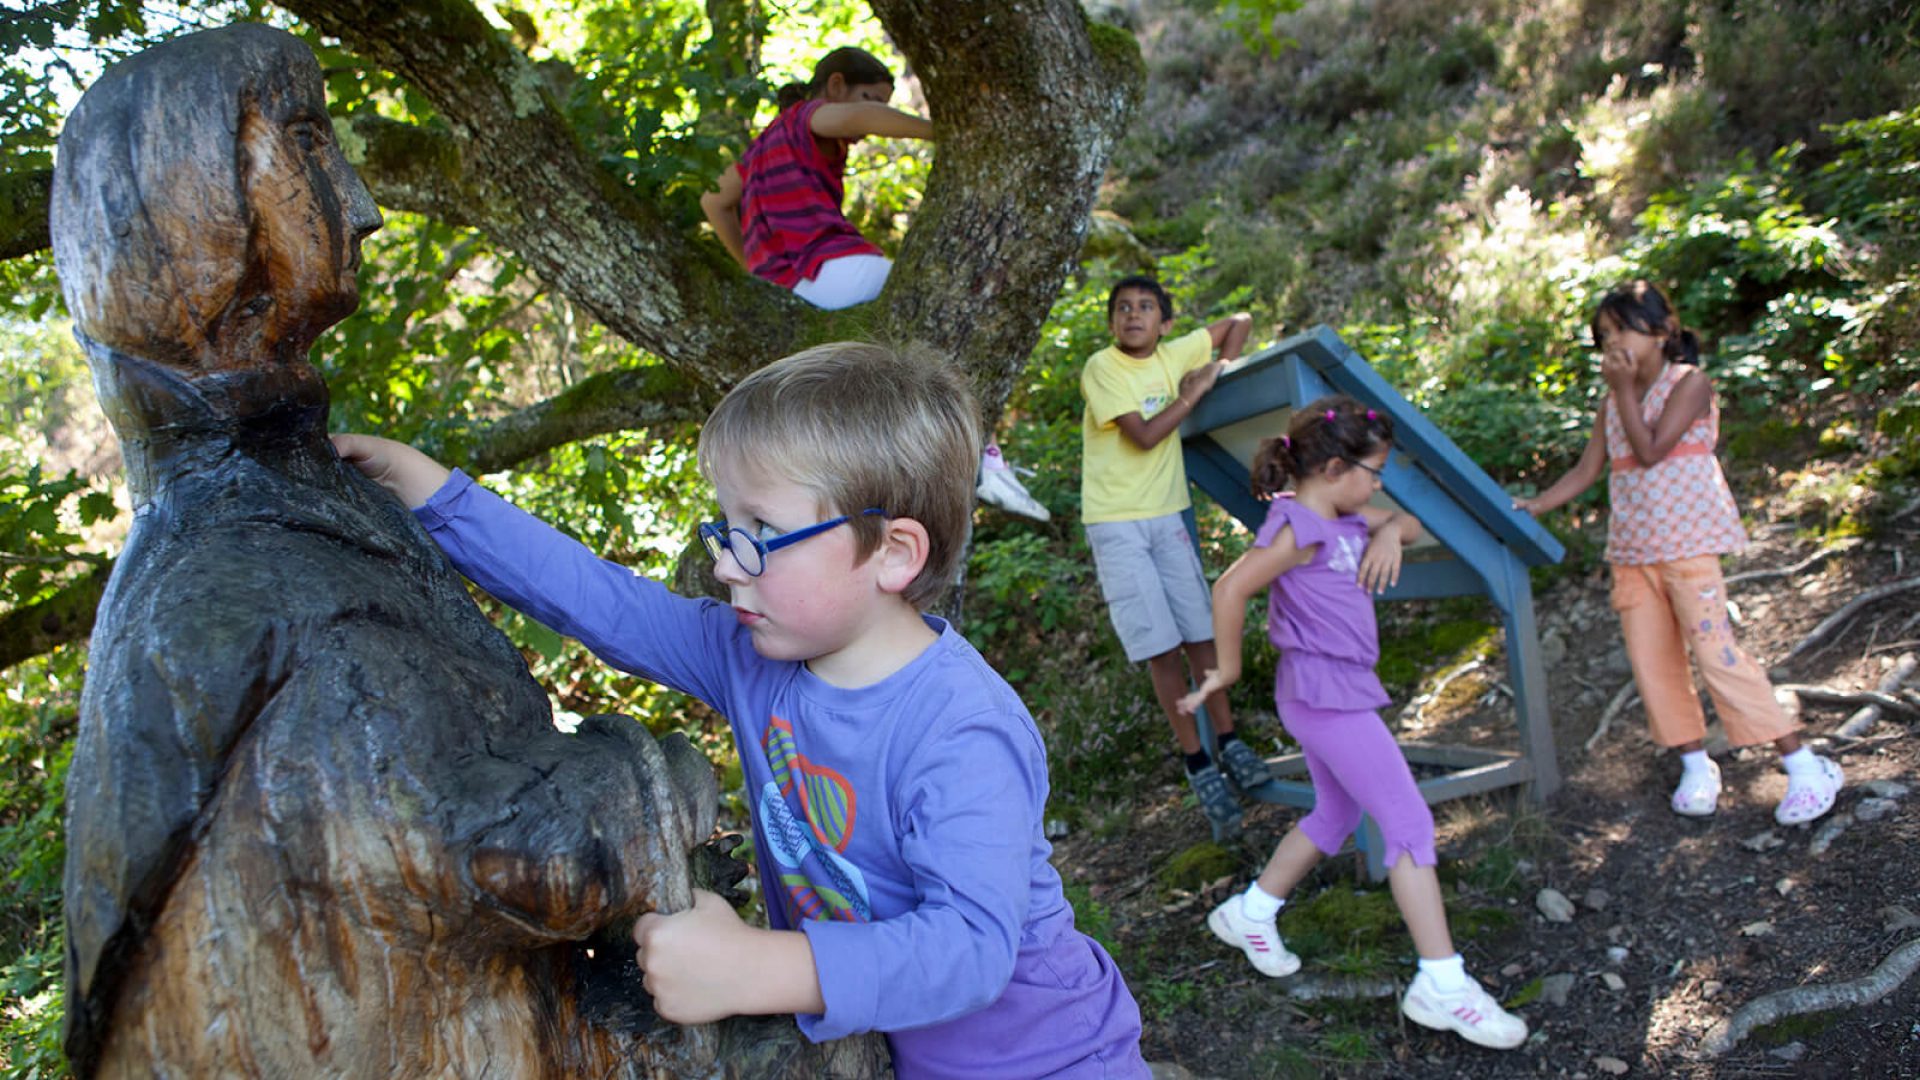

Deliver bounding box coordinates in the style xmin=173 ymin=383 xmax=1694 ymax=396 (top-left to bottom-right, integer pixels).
xmin=63 ymin=421 xmax=707 ymax=1078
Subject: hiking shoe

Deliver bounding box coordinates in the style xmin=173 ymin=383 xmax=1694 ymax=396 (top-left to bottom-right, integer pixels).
xmin=1207 ymin=897 xmax=1300 ymax=978
xmin=975 ymin=446 xmax=1051 ymax=521
xmin=1187 ymin=765 xmax=1242 ymax=837
xmin=1218 ymin=738 xmax=1275 ymax=793
xmin=1399 ymin=971 xmax=1529 ymax=1050
xmin=1775 ymin=754 xmax=1843 ymax=826
xmin=1671 ymin=758 xmax=1722 ymax=817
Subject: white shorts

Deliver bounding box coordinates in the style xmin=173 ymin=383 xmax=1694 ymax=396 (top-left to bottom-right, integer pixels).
xmin=793 ymin=253 xmax=892 ymax=310
xmin=1085 ymin=512 xmax=1215 ymax=662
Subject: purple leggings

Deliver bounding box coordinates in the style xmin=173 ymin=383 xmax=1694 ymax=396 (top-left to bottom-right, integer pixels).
xmin=1280 ymin=700 xmax=1436 ymax=869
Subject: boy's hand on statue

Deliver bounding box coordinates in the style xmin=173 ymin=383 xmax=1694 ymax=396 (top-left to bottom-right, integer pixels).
xmin=1357 ymin=532 xmax=1403 ymax=594
xmin=1512 ymin=496 xmax=1541 ymax=515
xmin=330 ymin=434 xmax=451 ymax=510
xmin=633 ymin=889 xmax=754 ymax=1025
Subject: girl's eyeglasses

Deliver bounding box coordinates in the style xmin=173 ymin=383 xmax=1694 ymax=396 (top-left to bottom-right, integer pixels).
xmin=1344 ymin=456 xmax=1387 ymax=479
xmin=698 ymin=508 xmax=886 ymax=577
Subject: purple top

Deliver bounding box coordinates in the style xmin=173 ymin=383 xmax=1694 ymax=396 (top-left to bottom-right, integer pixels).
xmin=1254 ymin=495 xmax=1390 ymax=711
xmin=416 ymin=472 xmax=1147 ymax=1080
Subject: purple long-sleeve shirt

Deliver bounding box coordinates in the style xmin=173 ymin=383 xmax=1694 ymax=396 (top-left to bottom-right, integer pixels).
xmin=416 ymin=472 xmax=1146 ymax=1079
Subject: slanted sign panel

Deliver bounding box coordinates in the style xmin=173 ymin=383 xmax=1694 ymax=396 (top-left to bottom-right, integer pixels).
xmin=1177 ymin=326 xmax=1566 ymax=860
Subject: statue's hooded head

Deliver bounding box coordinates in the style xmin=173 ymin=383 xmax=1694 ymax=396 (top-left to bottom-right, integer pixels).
xmin=50 ymin=23 xmax=382 ymax=442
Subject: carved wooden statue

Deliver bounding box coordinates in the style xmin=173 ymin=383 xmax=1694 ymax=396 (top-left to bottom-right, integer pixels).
xmin=51 ymin=24 xmax=884 ymax=1079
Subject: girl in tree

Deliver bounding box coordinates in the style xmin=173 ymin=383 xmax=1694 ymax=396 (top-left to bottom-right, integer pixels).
xmin=701 ymin=47 xmax=1050 ymax=520
xmin=702 ymin=46 xmax=924 ymax=311
xmin=1179 ymin=397 xmax=1529 ymax=1051
xmin=1517 ymin=280 xmax=1842 ymax=825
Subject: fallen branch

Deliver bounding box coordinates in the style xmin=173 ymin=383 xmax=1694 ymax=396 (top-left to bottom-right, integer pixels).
xmin=1834 ymin=653 xmax=1920 ymax=739
xmin=1830 ymin=731 xmax=1907 ymax=752
xmin=1699 ymin=936 xmax=1920 ymax=1057
xmin=1282 ymin=973 xmax=1399 ymax=1002
xmin=1778 ymin=577 xmax=1920 ymax=667
xmin=1725 ymin=540 xmax=1859 ymax=586
xmin=1776 ymin=681 xmax=1919 ymax=722
xmin=1585 ymin=679 xmax=1640 ymax=752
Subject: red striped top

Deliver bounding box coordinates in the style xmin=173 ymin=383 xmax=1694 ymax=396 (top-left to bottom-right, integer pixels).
xmin=738 ymin=100 xmax=884 ymax=288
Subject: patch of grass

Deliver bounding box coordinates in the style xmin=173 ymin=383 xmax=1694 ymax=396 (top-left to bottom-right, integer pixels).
xmin=1157 ymin=841 xmax=1238 ymax=895
xmin=1376 ymin=610 xmax=1500 ymax=698
xmin=1506 ymin=975 xmax=1545 ymax=1009
xmin=1136 ymin=976 xmax=1199 ymax=1023
xmin=1062 ymin=880 xmax=1117 ymax=956
xmin=1250 ymin=1044 xmax=1321 ymax=1080
xmin=1317 ymin=1025 xmax=1382 ymax=1064
xmin=1456 ymin=841 xmax=1528 ymax=898
xmin=1723 ymin=416 xmax=1811 ymax=464
xmin=1283 ymin=885 xmax=1408 ymax=977
xmin=1755 ymin=1008 xmax=1842 ymax=1045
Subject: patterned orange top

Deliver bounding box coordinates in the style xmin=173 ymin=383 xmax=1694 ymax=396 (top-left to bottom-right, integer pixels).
xmin=1604 ymin=362 xmax=1748 ymax=565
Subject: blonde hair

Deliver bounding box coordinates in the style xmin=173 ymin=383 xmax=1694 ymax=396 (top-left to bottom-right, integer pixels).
xmin=697 ymin=342 xmax=981 ymax=609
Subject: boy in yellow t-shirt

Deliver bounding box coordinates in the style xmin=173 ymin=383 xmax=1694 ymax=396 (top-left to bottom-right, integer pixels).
xmin=1080 ymin=275 xmax=1268 ymax=835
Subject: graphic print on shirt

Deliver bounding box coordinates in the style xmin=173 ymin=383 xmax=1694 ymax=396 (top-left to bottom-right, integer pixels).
xmin=758 ymin=715 xmax=872 ymax=924
xmin=1140 ymin=391 xmax=1171 ymax=420
xmin=1326 ymin=533 xmax=1364 ymax=578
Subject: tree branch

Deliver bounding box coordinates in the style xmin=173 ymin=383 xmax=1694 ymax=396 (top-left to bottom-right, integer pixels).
xmin=0 ymin=165 xmax=53 ymax=261
xmin=0 ymin=564 xmax=108 ymax=672
xmin=279 ymin=0 xmax=824 ymax=391
xmin=343 ymin=115 xmax=479 ymax=228
xmin=1778 ymin=577 xmax=1920 ymax=667
xmin=423 ymin=366 xmax=713 ymax=475
xmin=1700 ymin=937 xmax=1920 ymax=1057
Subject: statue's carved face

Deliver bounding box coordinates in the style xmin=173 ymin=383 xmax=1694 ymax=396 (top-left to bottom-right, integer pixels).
xmin=235 ymin=83 xmax=383 ymax=367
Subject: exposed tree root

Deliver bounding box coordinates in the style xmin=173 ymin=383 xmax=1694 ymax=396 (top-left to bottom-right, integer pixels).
xmin=1700 ymin=937 xmax=1920 ymax=1057
xmin=1833 ymin=652 xmax=1920 ymax=739
xmin=1777 ymin=683 xmax=1920 ymax=720
xmin=1586 ymin=680 xmax=1640 ymax=752
xmin=1779 ymin=578 xmax=1920 ymax=666
xmin=1725 ymin=540 xmax=1860 ymax=586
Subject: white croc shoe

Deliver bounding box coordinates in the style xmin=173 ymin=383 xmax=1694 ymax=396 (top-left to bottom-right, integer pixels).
xmin=1671 ymin=758 xmax=1722 ymax=817
xmin=1775 ymin=755 xmax=1843 ymax=826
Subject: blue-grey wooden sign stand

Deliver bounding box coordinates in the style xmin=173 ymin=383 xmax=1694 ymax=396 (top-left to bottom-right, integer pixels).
xmin=1181 ymin=326 xmax=1565 ymax=878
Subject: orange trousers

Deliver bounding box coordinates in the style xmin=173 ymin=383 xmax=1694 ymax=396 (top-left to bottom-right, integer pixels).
xmin=1609 ymin=554 xmax=1799 ymax=748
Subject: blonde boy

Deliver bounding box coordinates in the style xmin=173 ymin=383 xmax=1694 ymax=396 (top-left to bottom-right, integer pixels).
xmin=336 ymin=343 xmax=1148 ymax=1077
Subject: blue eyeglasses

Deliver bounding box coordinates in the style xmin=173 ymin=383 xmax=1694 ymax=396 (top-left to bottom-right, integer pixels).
xmin=698 ymin=508 xmax=886 ymax=576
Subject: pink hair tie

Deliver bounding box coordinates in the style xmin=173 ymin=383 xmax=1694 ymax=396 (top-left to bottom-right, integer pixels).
xmin=1324 ymin=409 xmax=1336 ymax=421
xmin=1366 ymin=409 xmax=1378 ymax=420
xmin=1280 ymin=435 xmax=1291 ymax=448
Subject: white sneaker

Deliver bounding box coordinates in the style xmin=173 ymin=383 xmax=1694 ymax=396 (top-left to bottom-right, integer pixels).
xmin=1775 ymin=754 xmax=1843 ymax=826
xmin=1399 ymin=971 xmax=1529 ymax=1050
xmin=1671 ymin=758 xmax=1722 ymax=817
xmin=1206 ymin=897 xmax=1301 ymax=978
xmin=975 ymin=447 xmax=1051 ymax=521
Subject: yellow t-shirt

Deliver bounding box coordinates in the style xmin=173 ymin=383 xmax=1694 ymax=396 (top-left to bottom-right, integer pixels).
xmin=1079 ymin=327 xmax=1213 ymax=523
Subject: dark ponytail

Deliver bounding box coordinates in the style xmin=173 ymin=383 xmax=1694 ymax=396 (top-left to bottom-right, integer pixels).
xmin=1592 ymin=280 xmax=1701 ymax=366
xmin=1250 ymin=395 xmax=1394 ymax=499
xmin=775 ymin=46 xmax=894 ymax=109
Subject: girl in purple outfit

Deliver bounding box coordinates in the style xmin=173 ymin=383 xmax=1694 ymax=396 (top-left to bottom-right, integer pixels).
xmin=1177 ymin=396 xmax=1529 ymax=1051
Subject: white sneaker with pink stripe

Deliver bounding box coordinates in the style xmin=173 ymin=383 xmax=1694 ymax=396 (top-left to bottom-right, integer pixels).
xmin=1399 ymin=971 xmax=1529 ymax=1049
xmin=1206 ymin=897 xmax=1301 ymax=978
